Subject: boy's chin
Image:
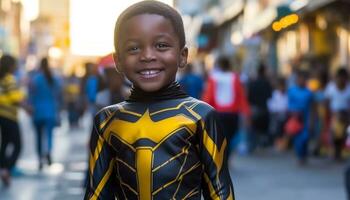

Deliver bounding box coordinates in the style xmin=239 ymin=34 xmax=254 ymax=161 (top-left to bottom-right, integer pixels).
xmin=135 ymin=83 xmax=164 ymax=93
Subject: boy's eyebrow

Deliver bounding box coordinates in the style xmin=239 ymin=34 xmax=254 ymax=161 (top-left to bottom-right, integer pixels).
xmin=123 ymin=33 xmax=177 ymax=44
xmin=124 ymin=38 xmax=139 ymax=43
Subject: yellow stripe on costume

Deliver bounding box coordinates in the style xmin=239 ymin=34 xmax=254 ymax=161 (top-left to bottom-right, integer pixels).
xmin=228 ymin=188 xmax=234 ymax=200
xmin=203 ymin=173 xmax=220 ymax=200
xmin=89 ymin=160 xmax=115 ymax=200
xmin=202 ymin=121 xmax=227 ymax=173
xmin=0 ymin=95 xmax=11 ymax=105
xmin=8 ymin=90 xmax=25 ymax=103
xmin=136 ymin=148 xmax=153 ymax=200
xmin=89 ymin=135 xmax=105 ymax=174
xmin=0 ymin=110 xmax=17 ymax=121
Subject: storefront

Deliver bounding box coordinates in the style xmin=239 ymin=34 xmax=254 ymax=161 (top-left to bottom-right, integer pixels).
xmin=271 ymin=0 xmax=350 ymax=75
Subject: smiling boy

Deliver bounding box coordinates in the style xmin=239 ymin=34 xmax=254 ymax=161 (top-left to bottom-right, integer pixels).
xmin=84 ymin=1 xmax=234 ymax=199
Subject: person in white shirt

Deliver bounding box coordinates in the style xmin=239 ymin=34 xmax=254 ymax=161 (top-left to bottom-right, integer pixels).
xmin=324 ymin=68 xmax=350 ymax=160
xmin=268 ymin=77 xmax=288 ymax=149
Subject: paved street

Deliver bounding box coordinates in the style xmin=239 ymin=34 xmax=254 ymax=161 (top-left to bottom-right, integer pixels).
xmin=0 ymin=110 xmax=347 ymax=200
xmin=230 ymin=150 xmax=346 ymax=200
xmin=1 ymin=110 xmax=90 ymax=200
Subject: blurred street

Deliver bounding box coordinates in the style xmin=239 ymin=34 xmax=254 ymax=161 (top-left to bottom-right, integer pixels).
xmin=0 ymin=110 xmax=346 ymax=200
xmin=231 ymin=151 xmax=346 ymax=200
xmin=1 ymin=110 xmax=90 ymax=200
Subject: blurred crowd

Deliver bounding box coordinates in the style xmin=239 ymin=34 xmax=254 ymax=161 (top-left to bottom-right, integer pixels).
xmin=0 ymin=52 xmax=349 ymax=190
xmin=0 ymin=53 xmax=127 ymax=187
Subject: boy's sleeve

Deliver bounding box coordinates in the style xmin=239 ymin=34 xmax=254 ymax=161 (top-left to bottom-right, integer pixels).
xmin=199 ymin=110 xmax=235 ymax=200
xmin=84 ymin=118 xmax=116 ymax=200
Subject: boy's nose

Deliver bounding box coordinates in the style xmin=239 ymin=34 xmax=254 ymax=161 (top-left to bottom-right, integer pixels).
xmin=140 ymin=47 xmax=156 ymax=62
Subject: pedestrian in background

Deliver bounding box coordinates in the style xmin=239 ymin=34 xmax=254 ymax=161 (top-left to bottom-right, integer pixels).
xmin=202 ymin=56 xmax=250 ymax=156
xmin=28 ymin=57 xmax=62 ymax=170
xmin=247 ymin=63 xmax=272 ymax=150
xmin=179 ymin=63 xmax=204 ymax=99
xmin=268 ymin=77 xmax=288 ymax=150
xmin=64 ymin=72 xmax=81 ymax=129
xmin=0 ymin=54 xmax=25 ymax=186
xmin=83 ymin=62 xmax=104 ymax=117
xmin=287 ymin=70 xmax=314 ymax=165
xmin=325 ymin=68 xmax=350 ymax=161
xmin=95 ymin=67 xmax=125 ymax=110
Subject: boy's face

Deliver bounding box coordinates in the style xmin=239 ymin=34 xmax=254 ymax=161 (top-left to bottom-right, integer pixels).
xmin=114 ymin=14 xmax=188 ymax=92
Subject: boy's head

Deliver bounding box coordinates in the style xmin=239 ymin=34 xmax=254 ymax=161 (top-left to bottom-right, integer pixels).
xmin=335 ymin=67 xmax=348 ymax=89
xmin=276 ymin=77 xmax=286 ymax=92
xmin=296 ymin=69 xmax=308 ymax=88
xmin=217 ymin=56 xmax=231 ymax=72
xmin=257 ymin=63 xmax=267 ymax=77
xmin=113 ymin=0 xmax=188 ymax=92
xmin=0 ymin=54 xmax=17 ymax=77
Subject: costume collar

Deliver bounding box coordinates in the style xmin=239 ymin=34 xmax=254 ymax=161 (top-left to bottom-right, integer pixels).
xmin=127 ymin=81 xmax=189 ymax=102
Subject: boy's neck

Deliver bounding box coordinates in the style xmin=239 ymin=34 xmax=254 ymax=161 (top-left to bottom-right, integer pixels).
xmin=127 ymin=81 xmax=189 ymax=102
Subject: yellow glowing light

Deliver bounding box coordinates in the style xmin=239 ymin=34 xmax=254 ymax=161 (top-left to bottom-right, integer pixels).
xmin=70 ymin=0 xmax=174 ymax=56
xmin=290 ymin=14 xmax=299 ymax=24
xmin=272 ymin=14 xmax=299 ymax=32
xmin=272 ymin=22 xmax=282 ymax=32
xmin=48 ymin=47 xmax=63 ymax=59
xmin=308 ymin=79 xmax=320 ymax=91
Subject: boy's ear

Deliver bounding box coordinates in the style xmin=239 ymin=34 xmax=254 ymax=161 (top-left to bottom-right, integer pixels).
xmin=179 ymin=47 xmax=188 ymax=69
xmin=112 ymin=52 xmax=122 ymax=73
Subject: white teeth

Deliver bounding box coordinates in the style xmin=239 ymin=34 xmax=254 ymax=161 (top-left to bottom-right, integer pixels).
xmin=140 ymin=70 xmax=160 ymax=75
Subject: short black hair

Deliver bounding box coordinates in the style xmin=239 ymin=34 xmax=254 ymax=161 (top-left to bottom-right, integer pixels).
xmin=336 ymin=67 xmax=348 ymax=79
xmin=114 ymin=0 xmax=185 ymax=54
xmin=258 ymin=63 xmax=266 ymax=76
xmin=0 ymin=54 xmax=16 ymax=79
xmin=296 ymin=69 xmax=308 ymax=79
xmin=217 ymin=56 xmax=231 ymax=71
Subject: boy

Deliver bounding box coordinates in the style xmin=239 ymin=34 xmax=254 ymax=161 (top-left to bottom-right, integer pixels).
xmin=84 ymin=1 xmax=234 ymax=200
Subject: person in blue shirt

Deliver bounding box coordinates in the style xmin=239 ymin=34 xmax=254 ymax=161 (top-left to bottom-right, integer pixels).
xmin=28 ymin=57 xmax=62 ymax=170
xmin=179 ymin=63 xmax=204 ymax=99
xmin=287 ymin=70 xmax=314 ymax=165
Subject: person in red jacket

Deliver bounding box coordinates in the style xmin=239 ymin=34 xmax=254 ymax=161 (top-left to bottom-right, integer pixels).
xmin=202 ymin=56 xmax=250 ymax=155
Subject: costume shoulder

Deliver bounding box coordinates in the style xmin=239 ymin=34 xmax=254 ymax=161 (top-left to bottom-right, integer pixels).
xmin=93 ymin=101 xmax=126 ymax=133
xmin=184 ymin=97 xmax=216 ymax=119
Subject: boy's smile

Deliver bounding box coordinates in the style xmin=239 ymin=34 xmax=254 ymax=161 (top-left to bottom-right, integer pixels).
xmin=114 ymin=14 xmax=188 ymax=92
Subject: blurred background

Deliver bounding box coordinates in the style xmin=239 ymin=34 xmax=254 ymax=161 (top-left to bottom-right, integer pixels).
xmin=0 ymin=0 xmax=350 ymax=199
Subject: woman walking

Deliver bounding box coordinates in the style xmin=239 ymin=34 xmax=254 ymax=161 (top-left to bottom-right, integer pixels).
xmin=28 ymin=57 xmax=62 ymax=170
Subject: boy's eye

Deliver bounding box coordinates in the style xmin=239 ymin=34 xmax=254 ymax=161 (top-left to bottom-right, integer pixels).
xmin=127 ymin=46 xmax=140 ymax=53
xmin=156 ymin=43 xmax=170 ymax=50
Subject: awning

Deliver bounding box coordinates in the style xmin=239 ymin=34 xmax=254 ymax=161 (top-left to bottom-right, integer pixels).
xmin=298 ymin=0 xmax=337 ymax=12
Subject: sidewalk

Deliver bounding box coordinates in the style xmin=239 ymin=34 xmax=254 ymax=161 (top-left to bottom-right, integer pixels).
xmin=1 ymin=110 xmax=90 ymax=200
xmin=230 ymin=149 xmax=347 ymax=200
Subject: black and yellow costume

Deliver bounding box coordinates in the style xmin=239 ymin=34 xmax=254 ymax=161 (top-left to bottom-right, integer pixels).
xmin=0 ymin=74 xmax=24 ymax=175
xmin=84 ymin=82 xmax=234 ymax=200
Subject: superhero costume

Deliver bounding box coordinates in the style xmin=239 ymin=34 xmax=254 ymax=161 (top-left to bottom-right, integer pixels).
xmin=84 ymin=82 xmax=234 ymax=200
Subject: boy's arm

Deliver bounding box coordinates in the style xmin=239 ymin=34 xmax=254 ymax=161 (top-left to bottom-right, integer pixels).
xmin=84 ymin=118 xmax=116 ymax=200
xmin=199 ymin=110 xmax=235 ymax=200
